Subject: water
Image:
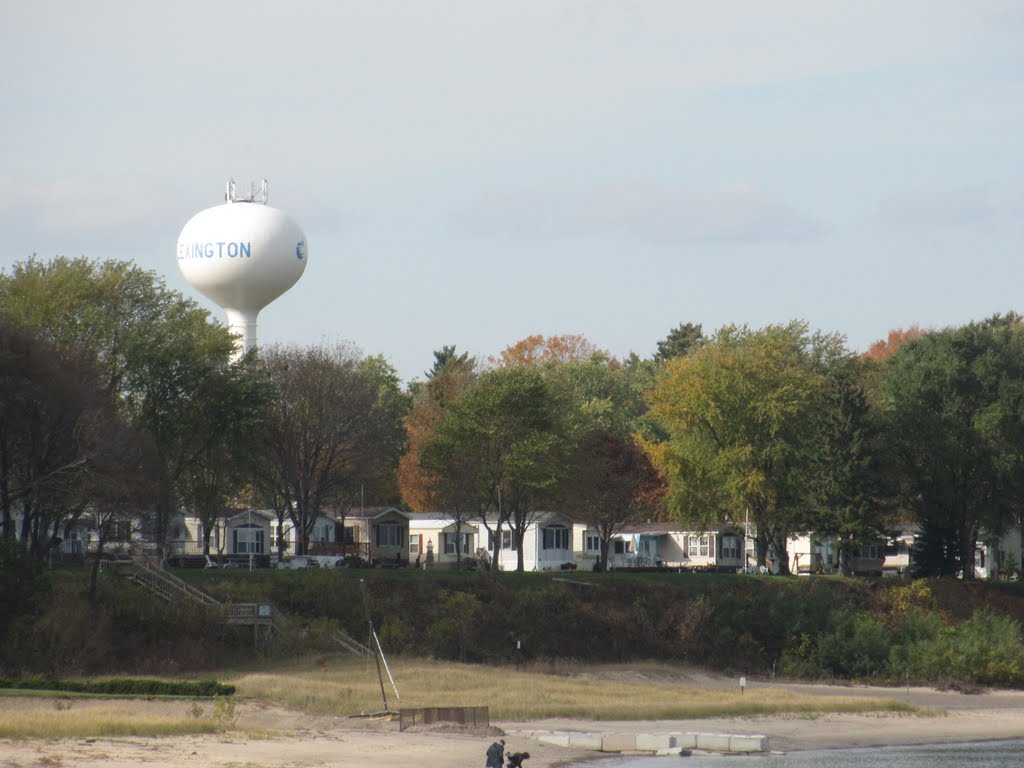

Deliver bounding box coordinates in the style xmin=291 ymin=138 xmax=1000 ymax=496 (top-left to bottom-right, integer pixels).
xmin=569 ymin=740 xmax=1024 ymax=768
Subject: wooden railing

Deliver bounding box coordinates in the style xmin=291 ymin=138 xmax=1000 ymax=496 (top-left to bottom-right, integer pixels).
xmin=113 ymin=559 xmax=275 ymax=630
xmin=334 ymin=629 xmax=372 ymax=657
xmin=122 ymin=559 xmax=222 ymax=608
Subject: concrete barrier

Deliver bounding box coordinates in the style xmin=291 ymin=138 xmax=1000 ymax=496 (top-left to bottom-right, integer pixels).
xmin=566 ymin=732 xmax=603 ymax=750
xmin=535 ymin=732 xmax=571 ymax=748
xmin=512 ymin=728 xmax=767 ymax=755
xmin=729 ymin=734 xmax=769 ymax=753
xmin=635 ymin=733 xmax=673 ymax=752
xmin=694 ymin=733 xmax=734 ymax=752
xmin=677 ymin=732 xmax=699 ymax=749
xmin=601 ymin=733 xmax=637 ymax=752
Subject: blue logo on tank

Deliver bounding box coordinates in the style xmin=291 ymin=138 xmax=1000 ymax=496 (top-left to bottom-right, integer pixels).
xmin=295 ymin=239 xmax=306 ymax=260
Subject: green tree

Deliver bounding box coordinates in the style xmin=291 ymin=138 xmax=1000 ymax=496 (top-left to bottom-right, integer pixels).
xmin=541 ymin=355 xmax=663 ymax=569
xmin=0 ymin=257 xmax=245 ymax=557
xmin=880 ymin=314 xmax=1024 ymax=578
xmin=176 ymin=359 xmax=275 ymax=555
xmin=645 ymin=322 xmax=845 ymax=574
xmin=420 ymin=366 xmax=566 ymax=571
xmin=424 ymin=345 xmax=474 ymax=379
xmin=807 ymin=357 xmax=897 ymax=574
xmin=654 ymin=322 xmax=704 ymax=362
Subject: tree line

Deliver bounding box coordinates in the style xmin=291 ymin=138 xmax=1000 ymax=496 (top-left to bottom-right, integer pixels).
xmin=0 ymin=257 xmax=408 ymax=596
xmin=3 ymin=256 xmax=1023 ymax=580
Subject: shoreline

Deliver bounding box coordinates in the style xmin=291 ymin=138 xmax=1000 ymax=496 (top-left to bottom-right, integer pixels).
xmin=1 ymin=683 xmax=1023 ymax=766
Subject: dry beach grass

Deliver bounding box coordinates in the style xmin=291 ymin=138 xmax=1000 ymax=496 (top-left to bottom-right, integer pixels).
xmin=2 ymin=658 xmax=1024 ymax=767
xmin=231 ymin=656 xmax=919 ymax=720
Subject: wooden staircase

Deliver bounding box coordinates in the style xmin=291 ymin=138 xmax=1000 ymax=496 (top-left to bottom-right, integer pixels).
xmin=117 ymin=559 xmax=223 ymax=608
xmin=112 ymin=558 xmax=276 ymax=645
xmin=334 ymin=629 xmax=373 ymax=657
xmin=113 ymin=559 xmax=372 ymax=656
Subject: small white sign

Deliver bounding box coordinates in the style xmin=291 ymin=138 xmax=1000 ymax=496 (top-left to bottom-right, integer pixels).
xmin=740 ymin=676 xmax=747 ymax=688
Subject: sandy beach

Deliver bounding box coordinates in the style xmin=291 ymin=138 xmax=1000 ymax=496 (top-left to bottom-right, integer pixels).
xmin=2 ymin=681 xmax=1023 ymax=767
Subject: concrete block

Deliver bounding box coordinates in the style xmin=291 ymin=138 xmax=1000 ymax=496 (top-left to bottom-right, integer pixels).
xmin=635 ymin=733 xmax=672 ymax=752
xmin=601 ymin=733 xmax=637 ymax=752
xmin=678 ymin=733 xmax=699 ymax=749
xmin=695 ymin=733 xmax=733 ymax=752
xmin=566 ymin=732 xmax=603 ymax=750
xmin=729 ymin=734 xmax=768 ymax=753
xmin=536 ymin=732 xmax=571 ymax=748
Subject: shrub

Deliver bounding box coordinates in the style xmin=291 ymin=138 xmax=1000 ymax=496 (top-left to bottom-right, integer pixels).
xmin=0 ymin=677 xmax=235 ymax=696
xmin=427 ymin=591 xmax=483 ymax=661
xmin=816 ymin=609 xmax=892 ymax=679
xmin=949 ymin=609 xmax=1024 ymax=686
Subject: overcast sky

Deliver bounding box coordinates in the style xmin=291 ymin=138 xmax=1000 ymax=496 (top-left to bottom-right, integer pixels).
xmin=2 ymin=1 xmax=1022 ymax=382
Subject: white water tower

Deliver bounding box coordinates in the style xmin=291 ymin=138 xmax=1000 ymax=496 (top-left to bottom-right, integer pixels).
xmin=176 ymin=179 xmax=308 ymax=357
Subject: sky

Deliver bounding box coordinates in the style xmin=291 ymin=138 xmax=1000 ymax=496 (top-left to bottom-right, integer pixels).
xmin=2 ymin=1 xmax=1022 ymax=383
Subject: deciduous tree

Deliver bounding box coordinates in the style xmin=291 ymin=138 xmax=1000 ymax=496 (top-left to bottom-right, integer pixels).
xmin=397 ymin=356 xmax=476 ymax=512
xmin=863 ymin=326 xmax=924 ymax=362
xmin=644 ymin=322 xmax=845 ymax=574
xmin=564 ymin=430 xmax=661 ymax=570
xmin=176 ymin=360 xmax=275 ymax=554
xmin=258 ymin=344 xmax=407 ymax=555
xmin=880 ymin=314 xmax=1024 ymax=577
xmin=493 ymin=334 xmax=603 ymax=367
xmin=0 ymin=323 xmax=96 ymax=557
xmin=0 ymin=257 xmax=241 ymax=556
xmin=419 ymin=366 xmax=566 ymax=571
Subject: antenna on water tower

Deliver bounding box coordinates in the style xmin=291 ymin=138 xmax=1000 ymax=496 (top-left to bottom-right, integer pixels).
xmin=177 ymin=179 xmax=308 ymax=359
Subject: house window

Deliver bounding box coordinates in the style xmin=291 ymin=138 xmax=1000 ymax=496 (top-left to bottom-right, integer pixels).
xmin=542 ymin=525 xmax=569 ymax=550
xmin=586 ymin=533 xmax=601 ymax=553
xmin=613 ymin=539 xmax=632 ymax=555
xmin=342 ymin=526 xmax=356 ymax=544
xmin=234 ymin=525 xmax=263 ymax=554
xmin=64 ymin=529 xmax=82 ymax=555
xmin=688 ymin=535 xmax=710 ymax=558
xmin=376 ymin=523 xmax=402 ymax=547
xmin=490 ymin=529 xmax=515 ymax=550
xmin=317 ymin=523 xmax=331 ymax=542
xmin=409 ymin=535 xmax=420 ymax=556
xmin=721 ymin=535 xmax=740 ymax=559
xmin=444 ymin=532 xmax=473 ymax=555
xmin=107 ymin=520 xmax=132 ymax=542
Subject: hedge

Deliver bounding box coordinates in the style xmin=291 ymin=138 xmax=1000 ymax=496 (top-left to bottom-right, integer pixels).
xmin=0 ymin=677 xmax=234 ymax=696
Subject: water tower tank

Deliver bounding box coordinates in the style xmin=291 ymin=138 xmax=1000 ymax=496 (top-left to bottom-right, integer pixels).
xmin=176 ymin=179 xmax=307 ymax=356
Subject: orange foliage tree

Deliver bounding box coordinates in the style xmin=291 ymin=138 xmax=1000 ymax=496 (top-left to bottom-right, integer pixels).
xmin=492 ymin=334 xmax=604 ymax=367
xmin=863 ymin=326 xmax=924 ymax=362
xmin=396 ymin=361 xmax=476 ymax=511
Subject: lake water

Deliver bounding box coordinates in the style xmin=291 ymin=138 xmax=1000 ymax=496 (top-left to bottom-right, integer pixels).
xmin=568 ymin=740 xmax=1024 ymax=768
